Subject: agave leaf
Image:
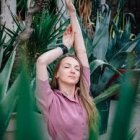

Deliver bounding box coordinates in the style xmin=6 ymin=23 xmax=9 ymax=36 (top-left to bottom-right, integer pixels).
xmin=124 ymin=13 xmax=136 ymax=24
xmin=3 ymin=32 xmax=19 ymax=57
xmin=125 ymin=37 xmax=140 ymax=52
xmin=49 ymin=20 xmax=69 ymax=42
xmin=109 ymin=57 xmax=140 ymax=140
xmin=134 ymin=58 xmax=140 ymax=68
xmin=121 ymin=20 xmax=131 ymax=43
xmin=9 ymin=9 xmax=24 ymax=31
xmin=90 ymin=59 xmax=121 ymax=75
xmin=16 ymin=66 xmax=46 ymax=140
xmin=4 ymin=26 xmax=20 ymax=39
xmin=111 ymin=21 xmax=121 ymax=40
xmin=110 ymin=10 xmax=120 ymax=35
xmin=0 ymin=25 xmax=7 ymax=47
xmin=94 ymin=84 xmax=120 ymax=104
xmin=106 ymin=36 xmax=118 ymax=61
xmin=109 ymin=51 xmax=127 ymax=68
xmin=0 ymin=24 xmax=6 ymax=68
xmin=0 ymin=47 xmax=4 ymax=69
xmin=90 ymin=60 xmax=121 ymax=94
xmin=17 ymin=0 xmax=28 ymax=11
xmin=48 ymin=23 xmax=67 ymax=44
xmin=82 ymin=28 xmax=93 ymax=58
xmin=93 ymin=12 xmax=111 ymax=60
xmin=29 ymin=10 xmax=67 ymax=54
xmin=117 ymin=0 xmax=126 ymax=12
xmin=1 ymin=24 xmax=18 ymax=37
xmin=99 ymin=55 xmax=127 ymax=90
xmin=108 ymin=19 xmax=134 ymax=63
xmin=0 ymin=74 xmax=20 ymax=137
xmin=0 ymin=50 xmax=16 ymax=100
xmin=94 ymin=11 xmax=100 ymax=32
xmin=127 ymin=129 xmax=136 ymax=140
xmin=109 ymin=34 xmax=140 ymax=68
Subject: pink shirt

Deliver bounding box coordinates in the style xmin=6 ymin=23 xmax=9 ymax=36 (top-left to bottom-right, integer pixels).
xmin=36 ymin=66 xmax=90 ymax=140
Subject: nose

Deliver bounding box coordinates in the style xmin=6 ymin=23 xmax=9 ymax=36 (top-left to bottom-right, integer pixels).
xmin=70 ymin=67 xmax=75 ymax=73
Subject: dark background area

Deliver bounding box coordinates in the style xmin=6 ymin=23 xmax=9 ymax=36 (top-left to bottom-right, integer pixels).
xmin=106 ymin=0 xmax=140 ymax=35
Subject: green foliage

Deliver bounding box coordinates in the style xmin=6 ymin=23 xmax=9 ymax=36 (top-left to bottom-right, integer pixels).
xmin=82 ymin=1 xmax=140 ymax=134
xmin=15 ymin=62 xmax=47 ymax=140
xmin=109 ymin=55 xmax=140 ymax=140
xmin=28 ymin=10 xmax=69 ymax=55
xmin=0 ymin=23 xmax=20 ymax=71
xmin=0 ymin=0 xmax=140 ymax=139
xmin=0 ymin=51 xmax=17 ymax=137
xmin=82 ymin=2 xmax=140 ymax=98
xmin=0 ymin=21 xmax=21 ymax=138
xmin=0 ymin=51 xmax=16 ymax=99
xmin=0 ymin=1 xmax=68 ymax=138
xmin=23 ymin=8 xmax=69 ymax=78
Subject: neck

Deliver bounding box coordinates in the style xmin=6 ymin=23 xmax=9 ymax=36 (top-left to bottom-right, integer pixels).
xmin=58 ymin=83 xmax=76 ymax=98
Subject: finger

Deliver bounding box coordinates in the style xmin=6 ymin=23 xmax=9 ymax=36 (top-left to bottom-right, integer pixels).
xmin=66 ymin=25 xmax=70 ymax=31
xmin=66 ymin=27 xmax=71 ymax=34
xmin=65 ymin=26 xmax=69 ymax=34
xmin=71 ymin=30 xmax=74 ymax=40
xmin=67 ymin=25 xmax=72 ymax=34
xmin=69 ymin=26 xmax=72 ymax=32
xmin=63 ymin=30 xmax=68 ymax=36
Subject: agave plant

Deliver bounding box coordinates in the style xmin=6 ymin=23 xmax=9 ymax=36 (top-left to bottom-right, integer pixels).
xmin=0 ymin=0 xmax=69 ymax=138
xmin=0 ymin=50 xmax=17 ymax=138
xmin=109 ymin=55 xmax=140 ymax=140
xmin=26 ymin=9 xmax=69 ymax=77
xmin=81 ymin=0 xmax=140 ymax=133
xmin=0 ymin=0 xmax=140 ymax=139
xmin=0 ymin=20 xmax=20 ymax=139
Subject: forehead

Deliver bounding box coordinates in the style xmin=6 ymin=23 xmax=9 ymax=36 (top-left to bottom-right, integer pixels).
xmin=60 ymin=57 xmax=80 ymax=66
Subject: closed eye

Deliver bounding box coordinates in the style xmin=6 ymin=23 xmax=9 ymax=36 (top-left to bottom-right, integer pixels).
xmin=64 ymin=66 xmax=70 ymax=68
xmin=75 ymin=68 xmax=80 ymax=71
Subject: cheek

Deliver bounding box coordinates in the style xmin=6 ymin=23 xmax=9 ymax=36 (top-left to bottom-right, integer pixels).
xmin=57 ymin=69 xmax=67 ymax=78
xmin=75 ymin=71 xmax=80 ymax=80
xmin=77 ymin=72 xmax=80 ymax=78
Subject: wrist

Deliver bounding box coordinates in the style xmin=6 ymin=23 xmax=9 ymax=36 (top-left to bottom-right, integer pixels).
xmin=59 ymin=44 xmax=69 ymax=55
xmin=63 ymin=43 xmax=71 ymax=50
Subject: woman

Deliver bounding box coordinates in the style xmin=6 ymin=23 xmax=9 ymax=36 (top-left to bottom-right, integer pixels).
xmin=36 ymin=0 xmax=99 ymax=139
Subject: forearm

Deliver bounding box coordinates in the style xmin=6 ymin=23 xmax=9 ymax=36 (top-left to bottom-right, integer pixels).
xmin=37 ymin=47 xmax=63 ymax=66
xmin=36 ymin=47 xmax=63 ymax=81
xmin=70 ymin=13 xmax=89 ymax=67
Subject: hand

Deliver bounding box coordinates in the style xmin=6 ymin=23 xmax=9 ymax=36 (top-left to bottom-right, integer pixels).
xmin=62 ymin=25 xmax=74 ymax=49
xmin=65 ymin=0 xmax=76 ymax=14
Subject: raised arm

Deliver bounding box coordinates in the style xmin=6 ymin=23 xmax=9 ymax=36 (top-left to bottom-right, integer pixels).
xmin=36 ymin=26 xmax=74 ymax=81
xmin=65 ymin=0 xmax=89 ymax=68
xmin=36 ymin=26 xmax=74 ymax=112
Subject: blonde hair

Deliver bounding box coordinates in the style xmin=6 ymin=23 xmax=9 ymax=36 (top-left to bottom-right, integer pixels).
xmin=51 ymin=54 xmax=99 ymax=138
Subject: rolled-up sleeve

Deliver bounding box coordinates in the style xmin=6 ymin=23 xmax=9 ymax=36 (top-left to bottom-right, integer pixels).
xmin=36 ymin=79 xmax=55 ymax=114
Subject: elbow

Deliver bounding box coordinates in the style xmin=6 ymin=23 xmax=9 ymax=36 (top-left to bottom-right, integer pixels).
xmin=37 ymin=57 xmax=47 ymax=66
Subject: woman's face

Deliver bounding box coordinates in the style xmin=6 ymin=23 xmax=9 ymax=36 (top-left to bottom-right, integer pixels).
xmin=56 ymin=57 xmax=81 ymax=85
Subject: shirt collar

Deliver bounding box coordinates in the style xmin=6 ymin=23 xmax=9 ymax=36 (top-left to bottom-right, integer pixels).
xmin=54 ymin=87 xmax=80 ymax=103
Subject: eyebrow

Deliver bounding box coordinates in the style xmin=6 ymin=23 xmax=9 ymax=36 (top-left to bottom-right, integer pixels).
xmin=63 ymin=63 xmax=80 ymax=68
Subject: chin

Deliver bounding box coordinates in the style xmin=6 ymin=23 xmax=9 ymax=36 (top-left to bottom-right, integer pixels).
xmin=66 ymin=80 xmax=78 ymax=85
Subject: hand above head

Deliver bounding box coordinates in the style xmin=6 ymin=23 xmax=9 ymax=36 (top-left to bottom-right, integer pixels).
xmin=62 ymin=25 xmax=74 ymax=49
xmin=65 ymin=0 xmax=76 ymax=14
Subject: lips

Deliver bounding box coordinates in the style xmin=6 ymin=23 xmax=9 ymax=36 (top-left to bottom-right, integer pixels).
xmin=68 ymin=76 xmax=76 ymax=79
